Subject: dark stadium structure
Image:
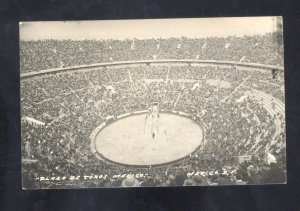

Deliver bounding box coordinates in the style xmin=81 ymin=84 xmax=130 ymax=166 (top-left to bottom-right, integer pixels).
xmin=21 ymin=35 xmax=286 ymax=188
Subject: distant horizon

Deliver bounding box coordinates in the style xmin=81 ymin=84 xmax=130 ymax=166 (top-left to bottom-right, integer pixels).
xmin=20 ymin=17 xmax=282 ymax=41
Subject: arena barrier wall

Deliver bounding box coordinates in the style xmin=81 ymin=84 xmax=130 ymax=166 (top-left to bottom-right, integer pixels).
xmin=20 ymin=59 xmax=284 ymax=79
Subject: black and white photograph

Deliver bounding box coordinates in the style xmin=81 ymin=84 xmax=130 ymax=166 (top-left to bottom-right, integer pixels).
xmin=20 ymin=17 xmax=286 ymax=189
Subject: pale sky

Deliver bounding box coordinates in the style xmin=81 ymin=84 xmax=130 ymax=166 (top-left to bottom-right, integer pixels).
xmin=20 ymin=17 xmax=282 ymax=41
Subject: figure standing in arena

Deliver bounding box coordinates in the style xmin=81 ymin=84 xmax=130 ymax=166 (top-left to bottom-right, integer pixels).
xmin=145 ymin=103 xmax=160 ymax=141
xmin=272 ymin=68 xmax=278 ymax=80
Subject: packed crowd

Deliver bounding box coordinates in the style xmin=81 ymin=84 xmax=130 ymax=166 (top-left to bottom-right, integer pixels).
xmin=20 ymin=33 xmax=283 ymax=73
xmin=21 ymin=62 xmax=286 ymax=188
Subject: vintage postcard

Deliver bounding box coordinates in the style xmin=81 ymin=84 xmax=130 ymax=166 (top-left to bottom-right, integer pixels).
xmin=20 ymin=17 xmax=286 ymax=189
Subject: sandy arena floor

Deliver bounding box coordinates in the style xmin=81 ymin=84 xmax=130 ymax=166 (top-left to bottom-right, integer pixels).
xmin=94 ymin=113 xmax=204 ymax=166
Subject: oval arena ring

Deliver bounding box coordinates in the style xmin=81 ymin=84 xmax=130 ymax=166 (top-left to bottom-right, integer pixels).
xmin=91 ymin=112 xmax=204 ymax=167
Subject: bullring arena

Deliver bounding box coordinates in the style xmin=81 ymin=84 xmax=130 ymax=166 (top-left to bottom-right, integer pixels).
xmin=20 ymin=25 xmax=286 ymax=188
xmin=92 ymin=111 xmax=204 ymax=166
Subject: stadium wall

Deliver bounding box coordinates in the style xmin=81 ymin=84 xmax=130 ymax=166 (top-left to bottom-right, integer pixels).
xmin=20 ymin=59 xmax=284 ymax=79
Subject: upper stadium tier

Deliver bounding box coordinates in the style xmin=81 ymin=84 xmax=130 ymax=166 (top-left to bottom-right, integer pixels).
xmin=20 ymin=33 xmax=283 ymax=73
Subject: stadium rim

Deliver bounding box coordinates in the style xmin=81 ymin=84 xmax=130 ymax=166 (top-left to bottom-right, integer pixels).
xmin=20 ymin=59 xmax=284 ymax=80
